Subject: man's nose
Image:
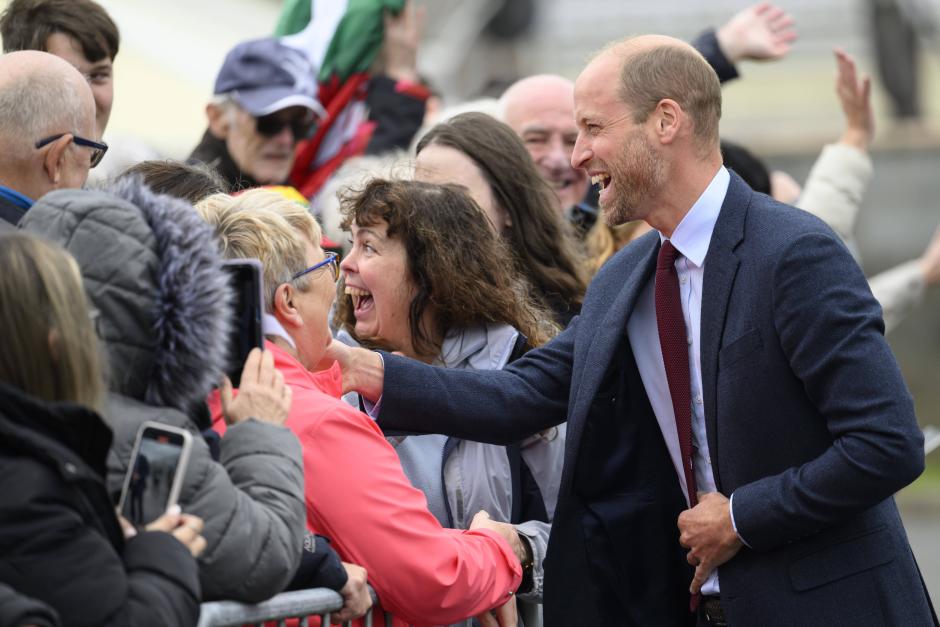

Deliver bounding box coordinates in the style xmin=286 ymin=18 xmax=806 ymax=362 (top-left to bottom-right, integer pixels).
xmin=571 ymin=133 xmax=591 ymax=170
xmin=543 ymin=136 xmax=571 ymax=170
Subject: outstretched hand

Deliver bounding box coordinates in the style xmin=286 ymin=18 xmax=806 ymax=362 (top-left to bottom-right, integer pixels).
xmin=323 ymin=339 xmax=386 ymax=401
xmin=833 ymin=48 xmax=874 ymax=150
xmin=716 ymin=2 xmax=797 ymax=64
xmin=919 ymin=224 xmax=940 ymax=286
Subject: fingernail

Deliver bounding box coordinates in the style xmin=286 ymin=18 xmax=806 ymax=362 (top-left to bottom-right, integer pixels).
xmin=166 ymin=504 xmax=181 ymax=516
xmin=126 ymin=526 xmax=137 ymax=538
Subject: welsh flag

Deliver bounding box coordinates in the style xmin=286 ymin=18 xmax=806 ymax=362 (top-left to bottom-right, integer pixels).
xmin=275 ymin=0 xmax=406 ymax=199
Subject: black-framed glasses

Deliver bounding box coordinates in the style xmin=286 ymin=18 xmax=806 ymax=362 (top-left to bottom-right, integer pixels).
xmin=35 ymin=133 xmax=109 ymax=168
xmin=255 ymin=110 xmax=316 ymax=140
xmin=291 ymin=252 xmax=339 ymax=283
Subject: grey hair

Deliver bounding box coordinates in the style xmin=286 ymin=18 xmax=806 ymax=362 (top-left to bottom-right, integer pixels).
xmin=0 ymin=71 xmax=89 ymax=161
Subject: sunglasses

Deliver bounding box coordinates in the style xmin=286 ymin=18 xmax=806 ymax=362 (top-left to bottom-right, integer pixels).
xmin=255 ymin=111 xmax=316 ymax=139
xmin=35 ymin=133 xmax=109 ymax=168
xmin=291 ymin=251 xmax=340 ymax=283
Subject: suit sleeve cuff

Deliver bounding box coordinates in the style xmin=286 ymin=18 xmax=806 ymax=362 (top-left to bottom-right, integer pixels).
xmin=361 ymin=352 xmax=384 ymax=418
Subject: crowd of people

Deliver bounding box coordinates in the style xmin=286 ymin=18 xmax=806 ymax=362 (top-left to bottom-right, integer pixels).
xmin=0 ymin=0 xmax=937 ymax=626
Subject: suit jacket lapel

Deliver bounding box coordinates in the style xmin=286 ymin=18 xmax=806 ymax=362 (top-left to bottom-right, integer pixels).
xmin=700 ymin=173 xmax=750 ymax=491
xmin=562 ymin=234 xmax=659 ymax=495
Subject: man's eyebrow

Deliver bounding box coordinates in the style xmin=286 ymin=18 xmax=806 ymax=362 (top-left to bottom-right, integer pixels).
xmin=520 ymin=123 xmax=550 ymax=134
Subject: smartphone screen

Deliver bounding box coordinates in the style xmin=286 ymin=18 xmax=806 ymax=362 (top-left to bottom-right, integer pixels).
xmin=222 ymin=259 xmax=264 ymax=387
xmin=119 ymin=424 xmax=192 ymax=526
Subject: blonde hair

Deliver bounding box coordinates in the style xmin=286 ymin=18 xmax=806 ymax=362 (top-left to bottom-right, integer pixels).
xmin=195 ymin=189 xmax=322 ymax=310
xmin=584 ymin=220 xmax=650 ymax=276
xmin=0 ymin=232 xmax=104 ymax=411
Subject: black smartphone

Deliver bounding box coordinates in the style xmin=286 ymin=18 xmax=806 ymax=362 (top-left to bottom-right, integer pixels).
xmin=222 ymin=259 xmax=265 ymax=387
xmin=118 ymin=422 xmax=194 ymax=526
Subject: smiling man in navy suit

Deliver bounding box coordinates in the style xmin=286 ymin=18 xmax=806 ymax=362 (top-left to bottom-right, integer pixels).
xmin=332 ymin=34 xmax=937 ymax=627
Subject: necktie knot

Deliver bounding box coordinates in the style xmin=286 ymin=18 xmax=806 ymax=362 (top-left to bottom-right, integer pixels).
xmin=657 ymin=239 xmax=681 ymax=270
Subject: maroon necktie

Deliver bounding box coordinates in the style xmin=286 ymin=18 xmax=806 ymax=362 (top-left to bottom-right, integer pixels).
xmin=655 ymin=240 xmax=701 ymax=613
xmin=655 ymin=240 xmax=698 ymax=508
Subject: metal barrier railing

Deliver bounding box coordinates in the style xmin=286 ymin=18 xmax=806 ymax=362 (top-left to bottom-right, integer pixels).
xmin=198 ymin=588 xmax=542 ymax=627
xmin=197 ymin=587 xmax=390 ymax=627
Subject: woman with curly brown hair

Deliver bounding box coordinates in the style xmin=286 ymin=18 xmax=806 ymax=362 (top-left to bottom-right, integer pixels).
xmin=336 ymin=178 xmax=565 ymax=615
xmin=413 ymin=112 xmax=588 ymax=326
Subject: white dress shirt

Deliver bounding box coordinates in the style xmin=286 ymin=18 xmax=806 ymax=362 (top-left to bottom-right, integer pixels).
xmin=626 ymin=165 xmax=729 ymax=595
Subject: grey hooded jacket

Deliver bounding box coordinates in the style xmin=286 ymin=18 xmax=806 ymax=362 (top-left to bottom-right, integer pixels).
xmin=20 ymin=178 xmax=306 ymax=603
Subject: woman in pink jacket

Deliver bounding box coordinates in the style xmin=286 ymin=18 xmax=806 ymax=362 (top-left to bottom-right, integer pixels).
xmin=199 ymin=189 xmax=523 ymax=627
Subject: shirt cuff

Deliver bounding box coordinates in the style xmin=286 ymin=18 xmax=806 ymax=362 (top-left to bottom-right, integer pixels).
xmin=361 ymin=352 xmax=384 ymax=417
xmin=729 ymin=492 xmax=752 ymax=548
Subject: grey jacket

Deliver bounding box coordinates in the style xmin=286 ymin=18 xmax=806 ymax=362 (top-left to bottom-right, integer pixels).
xmin=20 ymin=178 xmax=306 ymax=602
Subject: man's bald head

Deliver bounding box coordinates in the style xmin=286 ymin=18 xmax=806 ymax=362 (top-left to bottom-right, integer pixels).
xmin=0 ymin=50 xmax=96 ymax=160
xmin=0 ymin=51 xmax=96 ymax=199
xmin=498 ymin=74 xmax=587 ymax=212
xmin=587 ymin=35 xmax=722 ymax=152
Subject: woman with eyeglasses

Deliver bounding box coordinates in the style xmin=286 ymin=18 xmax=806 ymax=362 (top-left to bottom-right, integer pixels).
xmin=196 ymin=188 xmax=527 ymax=626
xmin=0 ymin=231 xmax=204 ymax=626
xmin=335 ymin=178 xmax=566 ymax=623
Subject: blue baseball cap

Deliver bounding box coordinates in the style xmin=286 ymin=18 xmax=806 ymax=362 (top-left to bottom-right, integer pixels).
xmin=214 ymin=38 xmax=326 ymax=119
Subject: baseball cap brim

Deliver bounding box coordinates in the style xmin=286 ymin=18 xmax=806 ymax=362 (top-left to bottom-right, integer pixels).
xmin=233 ymin=87 xmax=327 ymax=119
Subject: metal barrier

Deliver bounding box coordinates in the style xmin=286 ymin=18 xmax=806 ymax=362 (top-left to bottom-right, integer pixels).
xmin=197 ymin=587 xmax=389 ymax=627
xmin=198 ymin=587 xmax=542 ymax=627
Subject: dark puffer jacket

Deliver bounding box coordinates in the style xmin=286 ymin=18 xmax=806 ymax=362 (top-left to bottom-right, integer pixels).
xmin=19 ymin=178 xmax=306 ymax=602
xmin=0 ymin=382 xmax=201 ymax=627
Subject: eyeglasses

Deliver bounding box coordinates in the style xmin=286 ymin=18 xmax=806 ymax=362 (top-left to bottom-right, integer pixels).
xmin=291 ymin=252 xmax=339 ymax=283
xmin=255 ymin=111 xmax=316 ymax=140
xmin=35 ymin=133 xmax=109 ymax=168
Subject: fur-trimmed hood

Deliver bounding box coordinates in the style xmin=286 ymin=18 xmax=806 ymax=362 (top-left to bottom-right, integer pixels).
xmin=19 ymin=176 xmax=231 ymax=413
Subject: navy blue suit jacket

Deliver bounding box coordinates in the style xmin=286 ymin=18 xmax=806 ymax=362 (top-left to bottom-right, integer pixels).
xmin=378 ymin=173 xmax=937 ymax=626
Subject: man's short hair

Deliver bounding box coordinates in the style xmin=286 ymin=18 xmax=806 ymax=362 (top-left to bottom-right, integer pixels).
xmin=195 ymin=189 xmax=322 ymax=311
xmin=616 ymin=41 xmax=721 ymax=151
xmin=0 ymin=0 xmax=120 ymax=62
xmin=0 ymin=67 xmax=88 ymax=162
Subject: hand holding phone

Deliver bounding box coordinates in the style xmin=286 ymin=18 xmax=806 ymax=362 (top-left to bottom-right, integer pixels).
xmin=146 ymin=506 xmax=207 ymax=558
xmin=118 ymin=422 xmax=193 ymax=527
xmin=220 ymin=347 xmax=292 ymax=426
xmin=222 ymin=259 xmax=265 ymax=388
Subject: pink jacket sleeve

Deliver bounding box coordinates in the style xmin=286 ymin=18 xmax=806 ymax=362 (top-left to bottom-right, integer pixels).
xmin=301 ymin=401 xmax=521 ymax=625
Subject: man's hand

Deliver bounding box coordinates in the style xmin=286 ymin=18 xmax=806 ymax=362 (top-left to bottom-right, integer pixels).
xmin=476 ymin=594 xmax=518 ymax=627
xmin=470 ymin=510 xmax=526 ymax=565
xmin=332 ymin=563 xmax=372 ymax=624
xmin=833 ymin=48 xmax=874 ymax=150
xmin=220 ymin=347 xmax=292 ymax=427
xmin=716 ymin=2 xmax=797 ymax=64
xmin=677 ymin=492 xmax=743 ymax=594
xmin=146 ymin=505 xmax=208 ymax=558
xmin=381 ymin=0 xmax=425 ymax=82
xmin=323 ymin=340 xmax=386 ymax=401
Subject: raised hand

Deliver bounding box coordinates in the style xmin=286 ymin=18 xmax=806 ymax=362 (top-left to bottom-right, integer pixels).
xmin=716 ymin=2 xmax=797 ymax=64
xmin=833 ymin=48 xmax=874 ymax=150
xmin=381 ymin=0 xmax=426 ymax=82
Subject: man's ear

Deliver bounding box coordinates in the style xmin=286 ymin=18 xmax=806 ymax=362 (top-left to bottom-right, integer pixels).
xmin=273 ymin=282 xmax=303 ymax=330
xmin=206 ymin=103 xmax=231 ymax=139
xmin=653 ymin=98 xmax=682 ymax=145
xmin=41 ymin=134 xmax=73 ymax=187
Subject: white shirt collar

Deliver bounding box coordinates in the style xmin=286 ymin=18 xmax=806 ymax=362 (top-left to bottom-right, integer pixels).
xmin=659 ymin=166 xmax=730 ymax=268
xmin=263 ymin=313 xmax=296 ymax=349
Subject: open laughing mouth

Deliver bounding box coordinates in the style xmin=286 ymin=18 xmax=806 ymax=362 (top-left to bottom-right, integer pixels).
xmin=591 ymin=173 xmax=611 ymax=190
xmin=345 ymin=286 xmax=374 ymax=317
